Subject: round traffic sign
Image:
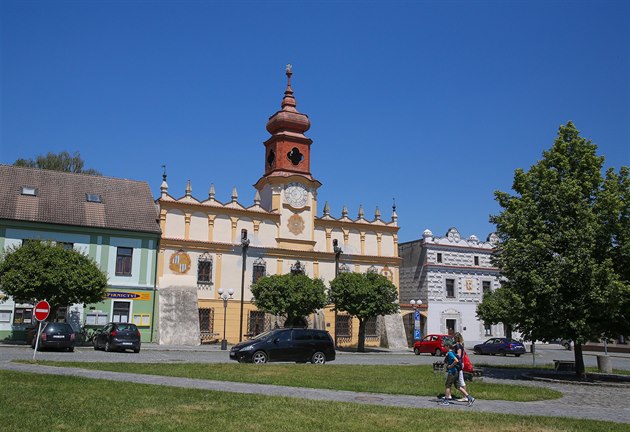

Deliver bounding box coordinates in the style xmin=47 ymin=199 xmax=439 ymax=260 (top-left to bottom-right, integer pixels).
xmin=34 ymin=300 xmax=50 ymax=321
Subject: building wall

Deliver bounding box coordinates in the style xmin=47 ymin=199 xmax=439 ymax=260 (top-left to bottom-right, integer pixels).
xmin=0 ymin=221 xmax=159 ymax=342
xmin=399 ymin=228 xmax=509 ymax=346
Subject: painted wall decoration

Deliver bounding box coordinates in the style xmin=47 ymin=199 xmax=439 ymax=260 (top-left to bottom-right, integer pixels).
xmin=169 ymin=250 xmax=191 ymax=274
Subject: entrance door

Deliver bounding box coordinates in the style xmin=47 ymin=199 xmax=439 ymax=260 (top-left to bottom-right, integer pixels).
xmin=446 ymin=319 xmax=456 ymax=336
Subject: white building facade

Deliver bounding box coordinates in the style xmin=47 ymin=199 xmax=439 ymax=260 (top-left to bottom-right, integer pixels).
xmin=399 ymin=227 xmax=513 ymax=346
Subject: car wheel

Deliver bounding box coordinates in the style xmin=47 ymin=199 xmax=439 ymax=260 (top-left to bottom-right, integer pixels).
xmin=252 ymin=351 xmax=267 ymax=364
xmin=413 ymin=347 xmax=420 ymax=355
xmin=311 ymin=351 xmax=326 ymax=364
xmin=68 ymin=346 xmax=74 ymax=352
xmin=134 ymin=349 xmax=140 ymax=353
xmin=515 ymin=354 xmax=521 ymax=357
xmin=105 ymin=341 xmax=112 ymax=352
xmin=473 ymin=347 xmax=481 ymax=355
xmin=499 ymin=349 xmax=506 ymax=356
xmin=435 ymin=348 xmax=442 ymax=357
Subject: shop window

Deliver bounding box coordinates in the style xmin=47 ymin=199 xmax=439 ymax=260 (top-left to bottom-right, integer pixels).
xmin=13 ymin=308 xmax=33 ymax=325
xmin=112 ymin=301 xmax=131 ymax=323
xmin=115 ymin=247 xmax=133 ymax=276
xmin=0 ymin=310 xmax=11 ymax=322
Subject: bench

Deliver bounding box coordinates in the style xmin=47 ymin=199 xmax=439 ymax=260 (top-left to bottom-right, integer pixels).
xmin=554 ymin=359 xmax=576 ymax=371
xmin=200 ymin=332 xmax=220 ymax=344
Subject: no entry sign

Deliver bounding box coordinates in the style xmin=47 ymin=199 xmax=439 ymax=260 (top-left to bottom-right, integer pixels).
xmin=34 ymin=300 xmax=50 ymax=321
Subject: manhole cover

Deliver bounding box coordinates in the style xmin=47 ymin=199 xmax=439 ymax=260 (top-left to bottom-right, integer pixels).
xmin=354 ymin=396 xmax=384 ymax=402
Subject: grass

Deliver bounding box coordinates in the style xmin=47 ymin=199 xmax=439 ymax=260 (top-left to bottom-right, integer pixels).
xmin=476 ymin=362 xmax=630 ymax=376
xmin=1 ymin=370 xmax=626 ymax=432
xmin=20 ymin=361 xmax=562 ymax=402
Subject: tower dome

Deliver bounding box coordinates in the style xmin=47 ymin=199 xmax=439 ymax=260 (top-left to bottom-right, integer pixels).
xmin=265 ymin=64 xmax=311 ymax=136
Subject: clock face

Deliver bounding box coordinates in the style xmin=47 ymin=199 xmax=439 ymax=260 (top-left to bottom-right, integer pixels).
xmin=285 ymin=182 xmax=308 ymax=208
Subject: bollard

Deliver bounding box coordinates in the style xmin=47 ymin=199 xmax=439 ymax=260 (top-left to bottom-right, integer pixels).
xmin=597 ymin=355 xmax=612 ymax=374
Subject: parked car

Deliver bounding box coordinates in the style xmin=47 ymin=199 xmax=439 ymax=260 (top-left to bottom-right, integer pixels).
xmin=31 ymin=322 xmax=76 ymax=352
xmin=230 ymin=328 xmax=336 ymax=364
xmin=93 ymin=322 xmax=141 ymax=353
xmin=473 ymin=337 xmax=526 ymax=357
xmin=413 ymin=334 xmax=454 ymax=356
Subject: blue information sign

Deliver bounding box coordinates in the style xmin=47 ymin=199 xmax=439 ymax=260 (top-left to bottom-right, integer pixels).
xmin=414 ymin=309 xmax=420 ymax=320
xmin=414 ymin=329 xmax=421 ymax=340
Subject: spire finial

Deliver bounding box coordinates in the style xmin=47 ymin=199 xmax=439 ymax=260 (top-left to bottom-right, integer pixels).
xmin=254 ymin=190 xmax=261 ymax=206
xmin=286 ymin=63 xmax=292 ymax=84
xmin=281 ymin=64 xmax=297 ymax=112
xmin=160 ymin=165 xmax=168 ymax=197
xmin=185 ymin=180 xmax=192 ymax=197
xmin=323 ymin=201 xmax=330 ymax=216
xmin=208 ymin=183 xmax=215 ymax=200
xmin=342 ymin=205 xmax=348 ymax=218
xmin=358 ymin=205 xmax=364 ymax=219
xmin=374 ymin=206 xmax=381 ymax=220
xmin=392 ymin=197 xmax=397 ymax=213
xmin=231 ymin=187 xmax=238 ymax=202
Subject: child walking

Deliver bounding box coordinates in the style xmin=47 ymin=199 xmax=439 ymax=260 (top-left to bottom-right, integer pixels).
xmin=441 ymin=342 xmax=475 ymax=407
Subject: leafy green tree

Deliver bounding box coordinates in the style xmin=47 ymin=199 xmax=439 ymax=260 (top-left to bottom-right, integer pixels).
xmin=329 ymin=272 xmax=399 ymax=352
xmin=250 ymin=274 xmax=328 ymax=328
xmin=0 ymin=241 xmax=108 ymax=319
xmin=14 ymin=151 xmax=101 ymax=175
xmin=478 ymin=122 xmax=630 ymax=378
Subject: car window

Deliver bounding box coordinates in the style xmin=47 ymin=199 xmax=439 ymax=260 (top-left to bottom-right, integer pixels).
xmin=116 ymin=323 xmax=137 ymax=331
xmin=293 ymin=329 xmax=312 ymax=341
xmin=421 ymin=336 xmax=430 ymax=342
xmin=431 ymin=335 xmax=438 ymax=342
xmin=47 ymin=323 xmax=72 ymax=332
xmin=313 ymin=332 xmax=329 ymax=341
xmin=275 ymin=330 xmax=291 ymax=342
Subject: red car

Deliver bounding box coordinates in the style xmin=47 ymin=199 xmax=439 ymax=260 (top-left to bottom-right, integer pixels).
xmin=413 ymin=334 xmax=454 ymax=356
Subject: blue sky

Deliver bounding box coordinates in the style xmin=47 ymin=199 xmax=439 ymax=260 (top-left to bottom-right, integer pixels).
xmin=1 ymin=0 xmax=628 ymax=243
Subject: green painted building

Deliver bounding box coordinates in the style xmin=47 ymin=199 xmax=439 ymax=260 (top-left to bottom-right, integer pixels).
xmin=0 ymin=165 xmax=161 ymax=343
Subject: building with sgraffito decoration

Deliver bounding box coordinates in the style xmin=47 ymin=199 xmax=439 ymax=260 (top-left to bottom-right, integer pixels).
xmin=156 ymin=66 xmax=407 ymax=348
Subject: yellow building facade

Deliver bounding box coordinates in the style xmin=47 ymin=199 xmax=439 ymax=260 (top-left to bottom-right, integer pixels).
xmin=156 ymin=67 xmax=404 ymax=348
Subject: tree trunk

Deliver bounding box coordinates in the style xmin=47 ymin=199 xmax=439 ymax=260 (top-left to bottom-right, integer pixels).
xmin=574 ymin=342 xmax=586 ymax=380
xmin=357 ymin=318 xmax=366 ymax=353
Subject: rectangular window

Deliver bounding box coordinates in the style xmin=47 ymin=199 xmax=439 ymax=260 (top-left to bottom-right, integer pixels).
xmin=436 ymin=253 xmax=443 ymax=263
xmin=446 ymin=279 xmax=455 ymax=298
xmin=21 ymin=186 xmax=37 ymax=196
xmin=482 ymin=281 xmax=491 ymax=296
xmin=474 ymin=256 xmax=479 ymax=266
xmin=112 ymin=301 xmax=130 ymax=323
xmin=13 ymin=308 xmax=33 ymax=325
xmin=86 ymin=193 xmax=102 ymax=203
xmin=197 ymin=259 xmax=212 ymax=285
xmin=248 ymin=311 xmax=267 ymax=336
xmin=0 ymin=310 xmax=11 ymax=322
xmin=252 ymin=261 xmax=266 ymax=283
xmin=59 ymin=242 xmax=74 ymax=251
xmin=115 ymin=247 xmax=133 ymax=276
xmin=54 ymin=307 xmax=67 ymax=322
xmin=365 ymin=316 xmax=379 ymax=339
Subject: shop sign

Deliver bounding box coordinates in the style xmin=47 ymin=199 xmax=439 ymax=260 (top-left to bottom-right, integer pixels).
xmin=106 ymin=291 xmax=151 ymax=301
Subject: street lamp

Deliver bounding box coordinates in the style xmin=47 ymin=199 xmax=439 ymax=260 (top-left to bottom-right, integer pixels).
xmin=410 ymin=299 xmax=423 ymax=341
xmin=218 ymin=288 xmax=234 ymax=350
xmin=238 ymin=229 xmax=250 ymax=343
xmin=333 ymin=239 xmax=342 ymax=345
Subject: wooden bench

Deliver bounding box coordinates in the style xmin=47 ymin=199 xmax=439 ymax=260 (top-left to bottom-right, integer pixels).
xmin=554 ymin=359 xmax=576 ymax=371
xmin=200 ymin=332 xmax=220 ymax=344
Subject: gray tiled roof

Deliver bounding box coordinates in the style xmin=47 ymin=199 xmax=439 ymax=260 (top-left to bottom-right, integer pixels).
xmin=0 ymin=165 xmax=160 ymax=234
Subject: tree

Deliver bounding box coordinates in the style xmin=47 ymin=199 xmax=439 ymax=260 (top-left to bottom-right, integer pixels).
xmin=329 ymin=272 xmax=399 ymax=352
xmin=0 ymin=241 xmax=108 ymax=319
xmin=478 ymin=122 xmax=630 ymax=378
xmin=14 ymin=151 xmax=101 ymax=175
xmin=250 ymin=274 xmax=328 ymax=327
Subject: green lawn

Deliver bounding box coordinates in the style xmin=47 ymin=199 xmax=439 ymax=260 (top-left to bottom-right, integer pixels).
xmin=1 ymin=370 xmax=625 ymax=432
xmin=23 ymin=361 xmax=562 ymax=402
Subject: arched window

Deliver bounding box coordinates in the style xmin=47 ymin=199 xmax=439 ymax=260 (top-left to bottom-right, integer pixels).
xmin=338 ymin=263 xmax=350 ymax=273
xmin=197 ymin=252 xmax=213 ymax=287
xmin=252 ymin=258 xmax=266 ymax=283
xmin=366 ymin=265 xmax=378 ymax=274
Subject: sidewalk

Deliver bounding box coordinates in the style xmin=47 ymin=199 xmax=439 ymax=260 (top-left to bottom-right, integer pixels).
xmin=2 ymin=360 xmax=629 ymax=424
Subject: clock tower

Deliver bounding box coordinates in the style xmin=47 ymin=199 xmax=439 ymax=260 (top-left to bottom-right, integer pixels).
xmin=254 ymin=65 xmax=321 ymax=249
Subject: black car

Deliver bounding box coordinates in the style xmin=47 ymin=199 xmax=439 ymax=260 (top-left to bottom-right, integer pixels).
xmin=93 ymin=322 xmax=141 ymax=353
xmin=31 ymin=322 xmax=76 ymax=352
xmin=230 ymin=328 xmax=336 ymax=364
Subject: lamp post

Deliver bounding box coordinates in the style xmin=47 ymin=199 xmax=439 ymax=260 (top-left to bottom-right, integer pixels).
xmin=218 ymin=288 xmax=234 ymax=350
xmin=333 ymin=239 xmax=342 ymax=346
xmin=410 ymin=299 xmax=423 ymax=341
xmin=238 ymin=229 xmax=250 ymax=343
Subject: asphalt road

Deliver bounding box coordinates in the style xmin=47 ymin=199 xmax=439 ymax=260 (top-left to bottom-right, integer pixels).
xmin=2 ymin=343 xmax=630 ymax=370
